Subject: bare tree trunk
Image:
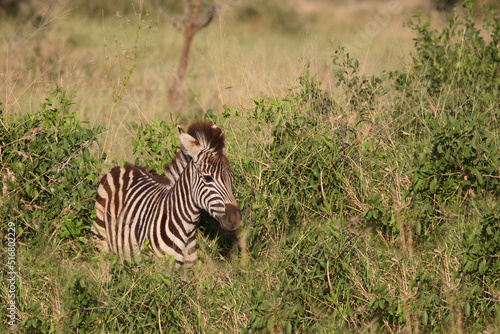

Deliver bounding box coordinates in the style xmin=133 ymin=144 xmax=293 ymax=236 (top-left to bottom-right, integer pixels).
xmin=167 ymin=0 xmax=215 ymax=106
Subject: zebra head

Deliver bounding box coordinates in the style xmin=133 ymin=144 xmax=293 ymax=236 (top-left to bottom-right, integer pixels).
xmin=178 ymin=122 xmax=242 ymax=231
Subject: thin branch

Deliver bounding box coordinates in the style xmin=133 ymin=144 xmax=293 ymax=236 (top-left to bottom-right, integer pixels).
xmin=196 ymin=5 xmax=216 ymax=30
xmin=320 ymin=170 xmax=326 ymax=204
xmin=156 ymin=3 xmax=183 ymax=32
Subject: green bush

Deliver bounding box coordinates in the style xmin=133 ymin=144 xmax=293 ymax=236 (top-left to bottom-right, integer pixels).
xmin=0 ymin=87 xmax=103 ymax=252
xmin=391 ymin=2 xmax=499 ymax=141
xmin=398 ymin=2 xmax=500 ymax=240
xmin=131 ymin=116 xmax=181 ymax=174
xmin=393 ymin=2 xmax=500 ymax=329
xmin=62 ymin=260 xmax=192 ymax=333
xmin=458 ymin=205 xmax=500 ymax=326
xmin=206 ymin=72 xmax=364 ymax=256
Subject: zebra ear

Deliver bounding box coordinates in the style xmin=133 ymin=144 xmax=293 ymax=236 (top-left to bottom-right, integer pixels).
xmin=178 ymin=125 xmax=202 ymax=158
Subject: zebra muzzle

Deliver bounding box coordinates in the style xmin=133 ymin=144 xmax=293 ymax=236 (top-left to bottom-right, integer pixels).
xmin=219 ymin=203 xmax=242 ymax=231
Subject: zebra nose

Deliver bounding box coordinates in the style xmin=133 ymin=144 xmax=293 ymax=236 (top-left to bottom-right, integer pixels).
xmin=222 ymin=203 xmax=242 ymax=231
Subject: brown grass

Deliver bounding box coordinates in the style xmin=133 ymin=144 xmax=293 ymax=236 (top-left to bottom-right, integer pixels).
xmin=1 ymin=0 xmax=448 ymax=162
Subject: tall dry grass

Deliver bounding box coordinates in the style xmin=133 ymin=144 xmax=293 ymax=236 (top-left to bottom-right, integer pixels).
xmin=1 ymin=0 xmax=439 ymax=162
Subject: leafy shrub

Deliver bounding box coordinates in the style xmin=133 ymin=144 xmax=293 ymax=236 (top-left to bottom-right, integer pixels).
xmin=330 ymin=48 xmax=406 ymax=235
xmin=399 ymin=2 xmax=500 ymax=239
xmin=0 ymin=87 xmax=103 ymax=251
xmin=332 ymin=47 xmax=386 ymax=117
xmin=406 ymin=4 xmax=500 ymax=99
xmin=206 ymin=72 xmax=364 ymax=256
xmin=131 ymin=116 xmax=181 ymax=174
xmin=366 ymin=283 xmax=407 ymax=331
xmin=404 ymin=112 xmax=500 ymax=238
xmin=59 ymin=259 xmax=198 ymax=333
xmin=390 ymin=2 xmax=500 ymax=329
xmin=408 ymin=266 xmax=449 ymax=332
xmin=458 ymin=205 xmax=500 ymax=326
xmin=236 ymin=222 xmax=367 ymax=334
xmin=390 ymin=2 xmax=500 ymax=141
xmin=63 ymin=277 xmax=100 ymax=331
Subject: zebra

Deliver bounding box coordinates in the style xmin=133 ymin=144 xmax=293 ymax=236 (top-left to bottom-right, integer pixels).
xmin=90 ymin=121 xmax=242 ymax=268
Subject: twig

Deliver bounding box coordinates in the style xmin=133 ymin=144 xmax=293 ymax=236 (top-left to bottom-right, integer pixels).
xmin=320 ymin=170 xmax=326 ymax=204
xmin=156 ymin=3 xmax=183 ymax=32
xmin=326 ymin=260 xmax=333 ymax=293
xmin=158 ymin=308 xmax=163 ymax=334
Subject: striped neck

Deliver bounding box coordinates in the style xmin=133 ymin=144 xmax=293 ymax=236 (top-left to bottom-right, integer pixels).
xmin=167 ymin=161 xmax=202 ymax=232
xmin=157 ymin=161 xmax=201 ymax=268
xmin=162 ymin=151 xmax=191 ymax=187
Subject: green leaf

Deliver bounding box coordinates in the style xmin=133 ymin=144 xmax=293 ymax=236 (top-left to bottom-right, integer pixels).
xmin=478 ymin=259 xmax=487 ymax=275
xmin=464 ymin=302 xmax=471 ymax=317
xmin=421 ymin=310 xmax=428 ymax=325
xmin=429 ymin=177 xmax=437 ymax=193
xmin=474 ymin=168 xmax=484 ymax=186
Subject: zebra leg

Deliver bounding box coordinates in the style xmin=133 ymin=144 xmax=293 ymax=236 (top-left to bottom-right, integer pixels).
xmin=184 ymin=238 xmax=198 ymax=267
xmin=90 ymin=221 xmax=109 ymax=253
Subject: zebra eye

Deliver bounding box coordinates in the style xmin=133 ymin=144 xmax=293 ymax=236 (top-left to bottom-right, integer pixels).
xmin=202 ymin=175 xmax=214 ymax=183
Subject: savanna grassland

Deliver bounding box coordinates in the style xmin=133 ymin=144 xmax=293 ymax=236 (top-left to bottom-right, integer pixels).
xmin=1 ymin=0 xmax=499 ymax=333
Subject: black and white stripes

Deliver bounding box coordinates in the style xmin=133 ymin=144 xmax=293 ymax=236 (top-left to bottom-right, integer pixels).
xmin=91 ymin=121 xmax=242 ymax=268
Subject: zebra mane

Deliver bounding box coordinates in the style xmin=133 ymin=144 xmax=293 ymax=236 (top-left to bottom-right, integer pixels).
xmin=160 ymin=121 xmax=225 ymax=187
xmin=186 ymin=121 xmax=225 ymax=153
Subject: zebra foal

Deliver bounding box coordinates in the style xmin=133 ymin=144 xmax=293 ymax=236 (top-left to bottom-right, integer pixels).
xmin=91 ymin=121 xmax=242 ymax=268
